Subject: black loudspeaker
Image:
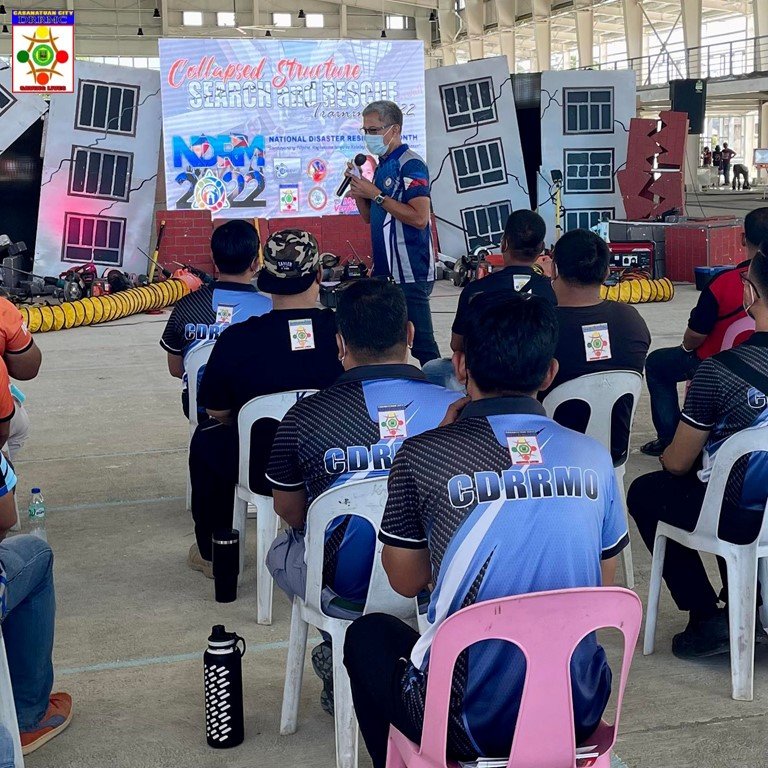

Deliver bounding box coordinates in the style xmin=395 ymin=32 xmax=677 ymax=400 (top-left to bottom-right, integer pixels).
xmin=670 ymin=78 xmax=707 ymax=134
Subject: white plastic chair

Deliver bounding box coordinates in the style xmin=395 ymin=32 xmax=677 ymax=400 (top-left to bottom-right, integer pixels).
xmin=543 ymin=370 xmax=643 ymax=589
xmin=280 ymin=477 xmax=420 ymax=768
xmin=232 ymin=390 xmax=318 ymax=625
xmin=184 ymin=342 xmax=215 ymax=511
xmin=0 ymin=629 xmax=24 ymax=767
xmin=644 ymin=425 xmax=768 ymax=701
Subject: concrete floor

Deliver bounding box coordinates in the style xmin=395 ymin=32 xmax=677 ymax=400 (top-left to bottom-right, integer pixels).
xmin=10 ymin=279 xmax=768 ymax=768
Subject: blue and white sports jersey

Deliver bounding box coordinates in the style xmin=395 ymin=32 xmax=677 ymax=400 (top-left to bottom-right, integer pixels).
xmin=160 ymin=281 xmax=272 ymax=364
xmin=370 ymin=144 xmax=434 ymax=285
xmin=266 ymin=364 xmax=461 ymax=602
xmin=380 ymin=396 xmax=629 ymax=757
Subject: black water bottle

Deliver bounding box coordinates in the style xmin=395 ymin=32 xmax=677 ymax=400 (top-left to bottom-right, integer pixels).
xmin=203 ymin=625 xmax=246 ymax=748
xmin=212 ymin=529 xmax=240 ymax=603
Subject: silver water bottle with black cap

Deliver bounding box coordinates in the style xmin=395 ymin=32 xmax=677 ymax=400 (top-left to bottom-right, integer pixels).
xmin=203 ymin=625 xmax=246 ymax=748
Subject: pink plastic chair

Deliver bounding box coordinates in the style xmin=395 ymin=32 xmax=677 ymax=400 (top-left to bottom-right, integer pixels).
xmin=386 ymin=587 xmax=642 ymax=768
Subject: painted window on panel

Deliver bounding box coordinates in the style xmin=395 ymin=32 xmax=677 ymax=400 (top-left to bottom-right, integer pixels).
xmin=76 ymin=81 xmax=139 ymax=135
xmin=440 ymin=78 xmax=497 ymax=131
xmin=0 ymin=84 xmax=16 ymax=117
xmin=564 ymin=149 xmax=614 ymax=193
xmin=63 ymin=213 xmax=125 ymax=265
xmin=69 ymin=147 xmax=133 ymax=201
xmin=461 ymin=200 xmax=512 ymax=252
xmin=565 ymin=208 xmax=615 ymax=231
xmin=564 ymin=88 xmax=613 ymax=134
xmin=451 ymin=139 xmax=506 ymax=192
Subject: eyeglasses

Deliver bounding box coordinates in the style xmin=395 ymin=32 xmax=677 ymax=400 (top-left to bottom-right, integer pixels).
xmin=359 ymin=125 xmax=393 ymax=136
xmin=740 ymin=272 xmax=761 ymax=299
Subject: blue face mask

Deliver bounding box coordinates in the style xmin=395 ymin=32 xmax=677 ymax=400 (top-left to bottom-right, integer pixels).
xmin=365 ymin=128 xmax=392 ymax=157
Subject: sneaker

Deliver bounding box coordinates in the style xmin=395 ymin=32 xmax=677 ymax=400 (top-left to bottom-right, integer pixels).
xmin=20 ymin=692 xmax=73 ymax=755
xmin=672 ymin=610 xmax=730 ymax=660
xmin=640 ymin=438 xmax=668 ymax=457
xmin=187 ymin=543 xmax=213 ymax=579
xmin=311 ymin=641 xmax=334 ymax=716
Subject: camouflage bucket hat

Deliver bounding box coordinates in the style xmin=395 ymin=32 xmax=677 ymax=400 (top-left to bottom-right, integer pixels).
xmin=257 ymin=229 xmax=321 ymax=295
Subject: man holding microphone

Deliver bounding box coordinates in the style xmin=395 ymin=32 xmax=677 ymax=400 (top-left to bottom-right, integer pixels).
xmin=345 ymin=100 xmax=440 ymax=366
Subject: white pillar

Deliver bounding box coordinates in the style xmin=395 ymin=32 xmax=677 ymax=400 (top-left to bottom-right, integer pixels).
xmin=495 ymin=0 xmax=516 ymax=72
xmin=437 ymin=0 xmax=458 ymax=66
xmin=681 ymin=0 xmax=702 ymax=77
xmin=622 ymin=0 xmax=642 ymax=61
xmin=464 ymin=0 xmax=485 ymax=60
xmin=415 ymin=15 xmax=436 ymax=68
xmin=160 ymin=0 xmax=169 ymax=36
xmin=755 ymin=0 xmax=768 ymax=71
xmin=760 ymin=102 xmax=768 ymax=182
xmin=680 ymin=0 xmax=702 ymax=190
xmin=575 ymin=5 xmax=594 ymax=67
xmin=532 ymin=0 xmax=550 ymax=72
xmin=499 ymin=30 xmax=515 ymax=72
xmin=339 ymin=2 xmax=348 ymax=38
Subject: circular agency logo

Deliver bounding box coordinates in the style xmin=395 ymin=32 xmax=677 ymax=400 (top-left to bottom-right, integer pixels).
xmin=588 ymin=331 xmax=607 ymax=357
xmin=193 ymin=172 xmax=229 ymax=213
xmin=16 ymin=26 xmax=69 ymax=86
xmin=307 ymin=158 xmax=328 ymax=183
xmin=292 ymin=324 xmax=312 ymax=347
xmin=308 ymin=186 xmax=328 ymax=211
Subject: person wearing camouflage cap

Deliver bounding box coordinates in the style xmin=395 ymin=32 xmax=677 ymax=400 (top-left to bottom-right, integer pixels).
xmin=257 ymin=229 xmax=322 ymax=295
xmin=187 ymin=229 xmax=343 ymax=579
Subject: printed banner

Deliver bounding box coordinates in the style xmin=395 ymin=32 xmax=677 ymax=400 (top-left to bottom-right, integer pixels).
xmin=158 ymin=38 xmax=426 ymax=218
xmin=11 ymin=10 xmax=74 ymax=93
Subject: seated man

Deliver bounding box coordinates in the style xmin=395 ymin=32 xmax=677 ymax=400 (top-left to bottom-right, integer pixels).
xmin=266 ymin=278 xmax=461 ymax=712
xmin=641 ymin=207 xmax=768 ymax=456
xmin=628 ymin=248 xmax=768 ymax=659
xmin=344 ymin=292 xmax=628 ymax=767
xmin=0 ymin=457 xmax=72 ymax=755
xmin=423 ymin=209 xmax=554 ymax=389
xmin=541 ymin=229 xmax=651 ymax=464
xmin=187 ymin=230 xmax=342 ymax=576
xmin=159 ymin=219 xmax=272 ymax=417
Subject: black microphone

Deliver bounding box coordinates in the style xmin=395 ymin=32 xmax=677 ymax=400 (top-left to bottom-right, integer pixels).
xmin=336 ymin=153 xmax=367 ymax=197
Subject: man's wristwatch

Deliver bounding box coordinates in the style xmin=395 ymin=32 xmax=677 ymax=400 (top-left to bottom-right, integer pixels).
xmin=374 ymin=192 xmax=387 ymax=206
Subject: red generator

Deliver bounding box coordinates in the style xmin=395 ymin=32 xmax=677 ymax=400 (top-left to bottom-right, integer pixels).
xmin=608 ymin=241 xmax=655 ymax=276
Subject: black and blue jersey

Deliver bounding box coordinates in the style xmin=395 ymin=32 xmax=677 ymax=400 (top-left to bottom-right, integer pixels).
xmin=380 ymin=396 xmax=628 ymax=756
xmin=266 ymin=364 xmax=461 ymax=602
xmin=160 ymin=280 xmax=272 ymax=364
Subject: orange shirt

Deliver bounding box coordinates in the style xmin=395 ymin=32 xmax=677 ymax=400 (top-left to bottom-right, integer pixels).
xmin=0 ymin=358 xmax=15 ymax=423
xmin=0 ymin=297 xmax=33 ymax=357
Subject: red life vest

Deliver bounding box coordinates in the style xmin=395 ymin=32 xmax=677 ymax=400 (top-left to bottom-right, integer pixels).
xmin=696 ymin=262 xmax=755 ymax=360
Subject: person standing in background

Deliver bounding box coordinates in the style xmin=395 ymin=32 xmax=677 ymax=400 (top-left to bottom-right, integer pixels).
xmin=346 ymin=100 xmax=440 ymax=366
xmin=712 ymin=145 xmax=723 ymax=185
xmin=720 ymin=143 xmax=736 ymax=186
xmin=702 ymin=147 xmax=712 ymax=166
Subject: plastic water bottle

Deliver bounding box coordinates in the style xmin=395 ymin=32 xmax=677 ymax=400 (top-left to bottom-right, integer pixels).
xmin=27 ymin=488 xmax=47 ymax=541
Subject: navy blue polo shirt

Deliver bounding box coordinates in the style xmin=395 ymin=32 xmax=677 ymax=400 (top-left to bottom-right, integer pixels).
xmin=370 ymin=144 xmax=434 ymax=285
